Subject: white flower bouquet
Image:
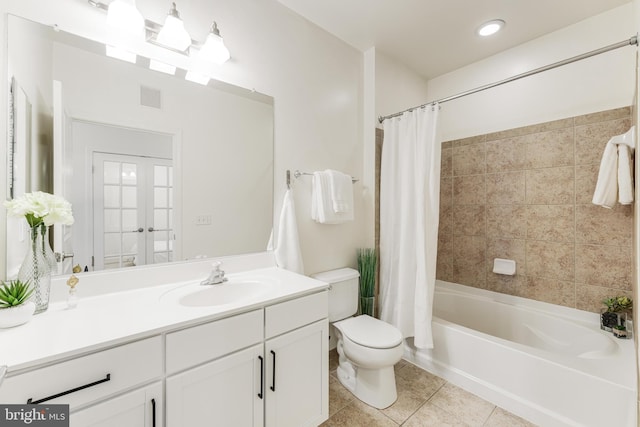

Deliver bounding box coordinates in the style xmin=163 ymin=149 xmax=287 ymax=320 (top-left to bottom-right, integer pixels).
xmin=4 ymin=191 xmax=74 ymax=227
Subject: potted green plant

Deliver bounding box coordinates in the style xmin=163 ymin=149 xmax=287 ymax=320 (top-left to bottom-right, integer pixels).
xmin=600 ymin=296 xmax=633 ymax=333
xmin=357 ymin=248 xmax=377 ymax=317
xmin=612 ymin=324 xmax=628 ymax=339
xmin=0 ymin=280 xmax=35 ymax=328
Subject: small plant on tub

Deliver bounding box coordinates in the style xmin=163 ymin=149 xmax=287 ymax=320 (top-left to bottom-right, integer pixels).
xmin=601 ymin=296 xmax=633 ymax=335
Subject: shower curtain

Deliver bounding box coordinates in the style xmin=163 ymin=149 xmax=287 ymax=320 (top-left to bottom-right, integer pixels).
xmin=379 ymin=105 xmax=441 ymax=349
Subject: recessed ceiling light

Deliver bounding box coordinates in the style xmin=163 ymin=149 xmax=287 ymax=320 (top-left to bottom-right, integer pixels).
xmin=478 ymin=19 xmax=505 ymax=37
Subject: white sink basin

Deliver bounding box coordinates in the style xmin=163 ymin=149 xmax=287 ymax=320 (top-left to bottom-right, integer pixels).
xmin=179 ymin=280 xmax=272 ymax=307
xmin=159 ymin=275 xmax=279 ymax=308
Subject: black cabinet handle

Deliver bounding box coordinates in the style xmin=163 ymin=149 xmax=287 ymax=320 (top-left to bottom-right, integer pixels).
xmin=270 ymin=350 xmax=276 ymax=392
xmin=151 ymin=398 xmax=157 ymax=427
xmin=27 ymin=374 xmax=111 ymax=404
xmin=258 ymin=356 xmax=264 ymax=399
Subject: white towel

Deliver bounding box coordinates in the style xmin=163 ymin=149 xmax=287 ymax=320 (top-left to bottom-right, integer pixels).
xmin=273 ymin=190 xmax=304 ymax=274
xmin=311 ymin=171 xmax=354 ymax=224
xmin=593 ymin=126 xmax=635 ymax=208
xmin=618 ymin=144 xmax=633 ymax=205
xmin=327 ymin=169 xmax=354 ymax=214
xmin=592 ymin=141 xmax=618 ymax=208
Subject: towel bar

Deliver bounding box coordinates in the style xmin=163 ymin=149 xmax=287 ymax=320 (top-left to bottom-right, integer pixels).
xmin=287 ymin=169 xmax=358 ymax=188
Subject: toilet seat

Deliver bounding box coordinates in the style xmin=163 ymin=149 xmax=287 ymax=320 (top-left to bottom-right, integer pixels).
xmin=338 ymin=315 xmax=403 ymax=349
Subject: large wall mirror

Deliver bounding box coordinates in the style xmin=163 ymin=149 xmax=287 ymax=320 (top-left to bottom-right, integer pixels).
xmin=5 ymin=14 xmax=274 ymax=277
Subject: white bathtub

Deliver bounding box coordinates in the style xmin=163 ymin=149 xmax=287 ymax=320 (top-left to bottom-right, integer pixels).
xmin=403 ymin=280 xmax=637 ymax=427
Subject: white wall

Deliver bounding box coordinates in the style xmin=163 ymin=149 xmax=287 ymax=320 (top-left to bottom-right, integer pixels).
xmin=428 ymin=4 xmax=636 ymax=141
xmin=375 ymin=51 xmax=430 ymax=120
xmin=0 ymin=0 xmax=365 ymax=277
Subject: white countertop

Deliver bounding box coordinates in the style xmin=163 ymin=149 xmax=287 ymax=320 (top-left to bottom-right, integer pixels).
xmin=0 ymin=266 xmax=328 ymax=374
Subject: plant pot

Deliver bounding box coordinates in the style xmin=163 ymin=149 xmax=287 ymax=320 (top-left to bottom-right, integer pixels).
xmin=600 ymin=309 xmax=619 ymax=332
xmin=0 ymin=301 xmax=36 ymax=328
xmin=612 ymin=327 xmax=628 ymax=339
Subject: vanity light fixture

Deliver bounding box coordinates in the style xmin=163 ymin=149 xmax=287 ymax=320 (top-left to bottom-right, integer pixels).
xmin=155 ymin=2 xmax=192 ymax=52
xmin=198 ymin=22 xmax=230 ymax=65
xmin=477 ymin=19 xmax=505 ymax=37
xmin=106 ymin=0 xmax=145 ymax=40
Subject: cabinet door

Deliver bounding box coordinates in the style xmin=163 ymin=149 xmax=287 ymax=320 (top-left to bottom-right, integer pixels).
xmin=70 ymin=382 xmax=162 ymax=427
xmin=166 ymin=344 xmax=264 ymax=427
xmin=265 ymin=320 xmax=328 ymax=427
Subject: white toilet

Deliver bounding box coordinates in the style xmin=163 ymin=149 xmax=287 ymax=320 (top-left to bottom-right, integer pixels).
xmin=313 ymin=268 xmax=404 ymax=409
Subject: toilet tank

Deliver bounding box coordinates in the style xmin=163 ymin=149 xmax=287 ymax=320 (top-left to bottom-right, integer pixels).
xmin=312 ymin=268 xmax=360 ymax=322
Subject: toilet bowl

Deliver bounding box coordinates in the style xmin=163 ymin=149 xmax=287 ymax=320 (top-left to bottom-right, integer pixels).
xmin=333 ymin=315 xmax=403 ymax=409
xmin=312 ymin=268 xmax=404 ymax=409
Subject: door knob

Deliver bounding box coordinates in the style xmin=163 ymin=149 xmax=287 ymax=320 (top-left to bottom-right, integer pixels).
xmin=148 ymin=227 xmax=154 ymax=232
xmin=136 ymin=228 xmax=144 ymax=233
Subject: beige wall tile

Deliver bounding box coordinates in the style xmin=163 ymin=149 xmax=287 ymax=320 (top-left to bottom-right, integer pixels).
xmin=522 ymin=277 xmax=576 ymax=307
xmin=576 ymin=283 xmax=634 ymax=312
xmin=485 ymin=117 xmax=573 ymax=141
xmin=575 ymin=244 xmax=632 ymax=290
xmin=525 ymin=167 xmax=574 ymax=204
xmin=442 ymin=140 xmax=454 ymax=150
xmin=451 ymin=135 xmax=485 ymax=147
xmin=441 ymin=148 xmax=453 ymax=177
xmin=575 ymin=118 xmax=632 ymax=165
xmin=486 ymin=137 xmax=527 ymax=173
xmin=453 ymin=143 xmax=486 ymax=176
xmin=574 ymin=107 xmax=631 ymax=126
xmin=526 ymin=205 xmax=575 ymax=242
xmin=486 ymin=171 xmax=526 ymax=205
xmin=486 ymin=205 xmax=527 ymax=239
xmin=525 ymin=128 xmax=574 ymax=169
xmin=439 ymin=204 xmax=453 ymax=237
xmin=575 ymin=163 xmax=599 ymax=204
xmin=440 ymin=177 xmax=453 ymax=207
xmin=453 ymin=205 xmax=485 ymax=236
xmin=575 ymin=204 xmax=633 ymax=246
xmin=453 ymin=175 xmax=486 ymax=205
xmin=526 ymin=240 xmax=575 ymax=281
xmin=453 ymin=236 xmax=486 ymax=287
xmin=486 ymin=274 xmax=527 ymax=296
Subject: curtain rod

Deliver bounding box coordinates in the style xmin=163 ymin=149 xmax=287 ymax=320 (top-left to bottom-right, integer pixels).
xmin=378 ymin=35 xmax=638 ymax=123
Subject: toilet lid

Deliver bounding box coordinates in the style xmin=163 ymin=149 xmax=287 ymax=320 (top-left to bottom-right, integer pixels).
xmin=338 ymin=315 xmax=403 ymax=349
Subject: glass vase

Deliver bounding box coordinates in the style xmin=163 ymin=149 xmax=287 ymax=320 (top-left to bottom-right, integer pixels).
xmin=40 ymin=224 xmax=58 ymax=274
xmin=18 ymin=226 xmax=52 ymax=314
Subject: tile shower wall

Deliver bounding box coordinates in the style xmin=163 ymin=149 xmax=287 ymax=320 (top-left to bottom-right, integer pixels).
xmin=437 ymin=106 xmax=634 ymax=313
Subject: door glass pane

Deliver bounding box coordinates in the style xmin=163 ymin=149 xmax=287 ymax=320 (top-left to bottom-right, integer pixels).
xmin=122 ymin=209 xmax=137 ymax=231
xmin=104 ymin=209 xmax=120 ymax=232
xmin=154 ymin=209 xmax=167 ymax=229
xmin=154 ymin=253 xmax=169 ymax=264
xmin=103 ymin=161 xmax=120 ymax=184
xmin=103 ymin=186 xmax=120 ymax=208
xmin=168 ymin=188 xmax=173 ymax=208
xmin=154 ymin=231 xmax=169 ymax=251
xmin=122 ymin=233 xmax=137 ymax=254
xmin=103 ymin=256 xmax=120 ymax=270
xmin=104 ymin=233 xmax=120 ymax=256
xmin=121 ymin=163 xmax=137 ymax=185
xmin=122 ymin=187 xmax=137 ymax=208
xmin=154 ymin=165 xmax=167 ymax=186
xmin=154 ymin=188 xmax=168 ymax=208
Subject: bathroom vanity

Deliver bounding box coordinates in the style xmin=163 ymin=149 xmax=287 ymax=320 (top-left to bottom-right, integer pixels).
xmin=0 ymin=254 xmax=329 ymax=427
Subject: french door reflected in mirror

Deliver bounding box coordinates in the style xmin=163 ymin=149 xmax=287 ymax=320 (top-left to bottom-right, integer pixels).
xmin=93 ymin=153 xmax=173 ymax=270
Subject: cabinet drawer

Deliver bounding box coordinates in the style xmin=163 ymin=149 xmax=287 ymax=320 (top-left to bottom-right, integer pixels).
xmin=166 ymin=309 xmax=263 ymax=374
xmin=0 ymin=336 xmax=162 ymax=410
xmin=265 ymin=291 xmax=328 ymax=339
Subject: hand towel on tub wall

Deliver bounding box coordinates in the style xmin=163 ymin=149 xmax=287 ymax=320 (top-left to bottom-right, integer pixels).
xmin=274 ymin=189 xmax=304 ymax=274
xmin=592 ymin=126 xmax=635 ymax=208
xmin=311 ymin=170 xmax=354 ymax=224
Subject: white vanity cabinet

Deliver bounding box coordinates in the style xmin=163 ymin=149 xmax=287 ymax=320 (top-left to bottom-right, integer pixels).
xmin=70 ymin=382 xmax=162 ymax=427
xmin=165 ymin=291 xmax=329 ymax=427
xmin=0 ymin=336 xmax=163 ymax=426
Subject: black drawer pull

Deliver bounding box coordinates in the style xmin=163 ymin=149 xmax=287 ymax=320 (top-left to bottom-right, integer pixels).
xmin=27 ymin=373 xmax=111 ymax=404
xmin=258 ymin=355 xmax=264 ymax=399
xmin=151 ymin=398 xmax=157 ymax=427
xmin=270 ymin=350 xmax=276 ymax=392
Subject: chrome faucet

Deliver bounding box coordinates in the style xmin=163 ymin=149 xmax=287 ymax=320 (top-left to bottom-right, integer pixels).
xmin=201 ymin=261 xmax=228 ymax=285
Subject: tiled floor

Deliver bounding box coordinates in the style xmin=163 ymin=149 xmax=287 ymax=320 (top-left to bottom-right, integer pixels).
xmin=321 ymin=350 xmax=537 ymax=427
